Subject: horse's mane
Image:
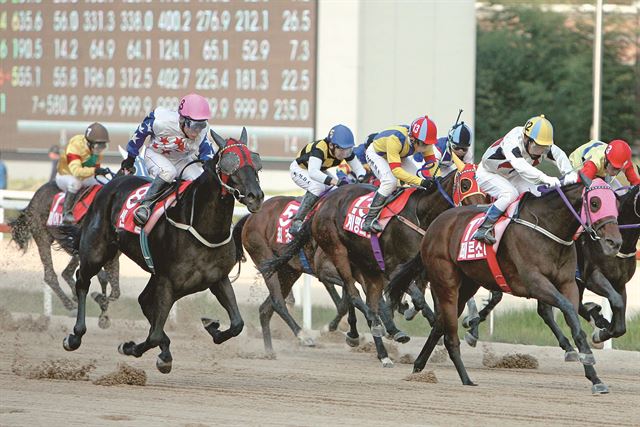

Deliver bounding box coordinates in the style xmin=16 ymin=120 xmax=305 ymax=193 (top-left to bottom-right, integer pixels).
xmin=618 ymin=184 xmax=639 ymax=209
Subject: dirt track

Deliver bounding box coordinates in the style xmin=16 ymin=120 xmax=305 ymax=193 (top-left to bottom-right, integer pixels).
xmin=1 ymin=313 xmax=639 ymax=427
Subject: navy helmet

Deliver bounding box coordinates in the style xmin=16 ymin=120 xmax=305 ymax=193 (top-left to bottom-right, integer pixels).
xmin=327 ymin=124 xmax=355 ymax=149
xmin=448 ymin=122 xmax=472 ymax=148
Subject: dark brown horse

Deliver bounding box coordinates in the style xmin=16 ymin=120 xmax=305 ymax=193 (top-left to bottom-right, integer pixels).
xmin=10 ymin=179 xmax=120 ymax=328
xmin=261 ymin=165 xmax=486 ymax=367
xmin=57 ymin=129 xmax=264 ymax=373
xmin=387 ymin=177 xmax=622 ymax=394
xmin=236 ymin=193 xmax=408 ymax=355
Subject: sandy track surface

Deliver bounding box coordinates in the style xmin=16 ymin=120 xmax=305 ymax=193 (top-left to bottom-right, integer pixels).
xmin=1 ymin=313 xmax=639 ymax=427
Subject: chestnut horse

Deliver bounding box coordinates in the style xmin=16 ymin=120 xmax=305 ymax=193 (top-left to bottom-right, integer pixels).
xmin=387 ymin=177 xmax=622 ymax=394
xmin=261 ymin=165 xmax=486 ymax=367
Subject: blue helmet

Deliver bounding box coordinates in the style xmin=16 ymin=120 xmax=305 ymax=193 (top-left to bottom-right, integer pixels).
xmin=327 ymin=124 xmax=355 ymax=149
xmin=448 ymin=122 xmax=472 ymax=148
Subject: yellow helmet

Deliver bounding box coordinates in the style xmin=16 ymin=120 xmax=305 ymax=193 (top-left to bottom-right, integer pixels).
xmin=523 ymin=114 xmax=554 ymax=146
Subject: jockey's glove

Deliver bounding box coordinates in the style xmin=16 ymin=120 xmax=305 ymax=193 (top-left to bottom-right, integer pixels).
xmin=357 ymin=175 xmax=366 ymax=183
xmin=541 ymin=176 xmax=561 ymax=188
xmin=94 ymin=167 xmax=110 ymax=177
xmin=336 ymin=178 xmax=349 ymax=187
xmin=420 ymin=178 xmax=436 ymax=191
xmin=121 ymin=156 xmax=135 ymax=172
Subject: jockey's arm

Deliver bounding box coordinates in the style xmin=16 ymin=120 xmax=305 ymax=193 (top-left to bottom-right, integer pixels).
xmin=66 ymin=155 xmax=96 ymax=179
xmin=623 ymin=162 xmax=640 ymax=185
xmin=387 ymin=139 xmax=423 ymax=186
xmin=308 ymin=156 xmax=336 ymax=186
xmin=126 ymin=111 xmax=155 ymax=158
xmin=503 ymin=139 xmax=553 ymax=184
xmin=345 ymin=153 xmax=366 ymax=179
xmin=197 ymin=133 xmax=215 ymax=161
xmin=547 ymin=145 xmax=574 ymax=175
xmin=579 ymin=160 xmax=599 ymax=181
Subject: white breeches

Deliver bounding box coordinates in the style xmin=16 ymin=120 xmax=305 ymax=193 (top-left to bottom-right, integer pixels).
xmin=144 ymin=149 xmax=203 ymax=183
xmin=365 ymin=145 xmax=418 ymax=197
xmin=55 ymin=174 xmax=99 ymax=193
xmin=476 ymin=164 xmax=540 ymax=212
xmin=290 ymin=161 xmax=332 ymax=197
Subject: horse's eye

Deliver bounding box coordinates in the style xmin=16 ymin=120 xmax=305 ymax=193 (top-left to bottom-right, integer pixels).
xmin=461 ymin=180 xmax=471 ymax=192
xmin=590 ymin=197 xmax=601 ymax=213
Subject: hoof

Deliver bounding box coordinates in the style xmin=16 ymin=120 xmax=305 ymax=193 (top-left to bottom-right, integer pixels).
xmin=63 ymin=335 xmax=80 ymax=351
xmin=98 ymin=315 xmax=111 ymax=330
xmin=117 ymin=343 xmax=126 ymax=355
xmin=412 ymin=366 xmax=423 ymax=374
xmin=156 ymin=356 xmax=173 ymax=374
xmin=461 ymin=315 xmax=472 ymax=329
xmin=404 ymin=307 xmax=417 ymax=321
xmin=118 ymin=341 xmax=135 ymax=356
xmin=298 ymin=336 xmax=316 ymax=347
xmin=380 ymin=357 xmax=394 ymax=368
xmin=393 ymin=331 xmax=410 ymax=344
xmin=591 ymin=329 xmax=606 ymax=348
xmin=579 ymin=352 xmax=596 ymax=366
xmin=345 ymin=334 xmax=360 ymax=348
xmin=564 ymin=350 xmax=579 ymax=362
xmin=592 ymin=383 xmax=609 ymax=395
xmin=464 ymin=381 xmax=478 ymax=387
xmin=464 ymin=332 xmax=478 ymax=347
xmin=371 ymin=324 xmax=386 ymax=338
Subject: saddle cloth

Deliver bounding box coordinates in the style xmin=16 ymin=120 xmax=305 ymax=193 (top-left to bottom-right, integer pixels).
xmin=276 ymin=200 xmax=301 ymax=244
xmin=116 ymin=181 xmax=192 ymax=235
xmin=46 ymin=185 xmax=102 ymax=227
xmin=343 ymin=188 xmax=418 ymax=238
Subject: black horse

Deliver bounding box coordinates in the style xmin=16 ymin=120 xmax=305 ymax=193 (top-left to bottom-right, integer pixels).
xmin=10 ymin=179 xmax=120 ymax=327
xmin=58 ymin=128 xmax=264 ymax=373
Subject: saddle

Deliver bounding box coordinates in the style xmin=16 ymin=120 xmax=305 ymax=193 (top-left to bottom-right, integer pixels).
xmin=46 ymin=185 xmax=102 ymax=227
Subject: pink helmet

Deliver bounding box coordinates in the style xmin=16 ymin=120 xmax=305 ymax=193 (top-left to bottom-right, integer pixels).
xmin=178 ymin=94 xmax=211 ymax=121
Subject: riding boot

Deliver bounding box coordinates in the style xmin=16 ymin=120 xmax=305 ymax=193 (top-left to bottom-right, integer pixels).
xmin=134 ymin=177 xmax=169 ymax=226
xmin=472 ymin=205 xmax=504 ymax=245
xmin=289 ymin=192 xmax=319 ymax=235
xmin=62 ymin=191 xmax=77 ymax=224
xmin=361 ymin=192 xmax=388 ymax=233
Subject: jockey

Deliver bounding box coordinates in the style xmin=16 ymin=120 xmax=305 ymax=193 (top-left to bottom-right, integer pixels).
xmin=289 ymin=124 xmax=367 ymax=235
xmin=569 ymin=139 xmax=639 ymax=187
xmin=56 ymin=122 xmax=110 ymax=224
xmin=434 ymin=122 xmax=474 ymax=176
xmin=361 ymin=116 xmax=439 ymax=233
xmin=121 ymin=93 xmax=215 ymax=225
xmin=473 ymin=114 xmax=574 ymax=244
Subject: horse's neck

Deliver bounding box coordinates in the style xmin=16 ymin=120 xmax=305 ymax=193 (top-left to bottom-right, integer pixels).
xmin=618 ymin=193 xmax=640 ymax=254
xmin=414 ymin=176 xmax=455 ymax=224
xmin=186 ymin=172 xmax=234 ymax=238
xmin=521 ymin=184 xmax=583 ymax=241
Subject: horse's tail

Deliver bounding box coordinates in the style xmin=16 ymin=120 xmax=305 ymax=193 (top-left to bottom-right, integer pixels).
xmin=233 ymin=214 xmax=250 ymax=263
xmin=386 ymin=252 xmax=424 ymax=309
xmin=9 ymin=210 xmax=32 ymax=252
xmin=259 ymin=218 xmax=313 ymax=279
xmin=55 ymin=224 xmax=82 ymax=255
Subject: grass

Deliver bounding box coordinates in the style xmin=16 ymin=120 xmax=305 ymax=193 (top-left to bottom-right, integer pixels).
xmin=2 ymin=287 xmax=637 ymax=351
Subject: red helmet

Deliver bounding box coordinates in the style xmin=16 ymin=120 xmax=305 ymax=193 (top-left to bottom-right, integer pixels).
xmin=410 ymin=116 xmax=437 ymax=145
xmin=605 ymin=139 xmax=632 ymax=169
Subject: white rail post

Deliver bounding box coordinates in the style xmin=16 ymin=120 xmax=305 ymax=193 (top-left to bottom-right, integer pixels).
xmin=601 ymin=297 xmax=613 ymax=350
xmin=43 ymin=285 xmax=53 ymax=317
xmin=489 ymin=309 xmax=494 ymax=337
xmin=0 ymin=190 xmax=4 ymax=241
xmin=302 ymin=274 xmax=312 ymax=330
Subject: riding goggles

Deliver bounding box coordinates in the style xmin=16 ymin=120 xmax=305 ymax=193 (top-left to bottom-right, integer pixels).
xmin=183 ymin=118 xmax=208 ymax=134
xmin=333 ymin=147 xmax=353 ymax=160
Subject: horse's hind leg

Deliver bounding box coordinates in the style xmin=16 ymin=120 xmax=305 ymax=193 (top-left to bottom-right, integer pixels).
xmin=119 ymin=276 xmax=174 ymax=373
xmin=91 ymin=257 xmax=119 ymax=329
xmin=586 ymin=270 xmax=626 ymax=343
xmin=379 ymin=297 xmax=409 ymax=343
xmin=105 ymin=255 xmax=121 ymax=301
xmin=61 ymin=256 xmax=79 ymax=299
xmin=405 ymin=280 xmax=436 ymax=326
xmin=259 ymin=296 xmax=277 ymax=354
xmin=536 ymin=302 xmax=578 ymax=361
xmin=204 ymin=276 xmax=244 ymax=344
xmin=34 ymin=234 xmax=76 ymax=311
xmin=62 ymin=259 xmax=103 ymax=351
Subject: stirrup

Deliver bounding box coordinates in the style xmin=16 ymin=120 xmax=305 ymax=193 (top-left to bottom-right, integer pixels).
xmin=289 ymin=219 xmax=303 ymax=235
xmin=134 ymin=205 xmax=151 ymax=226
xmin=62 ymin=213 xmax=76 ymax=225
xmin=472 ymin=227 xmax=496 ymax=245
xmin=362 ymin=218 xmax=382 ymax=233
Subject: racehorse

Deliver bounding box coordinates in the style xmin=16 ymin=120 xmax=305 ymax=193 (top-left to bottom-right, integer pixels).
xmin=463 ymin=183 xmax=640 ymax=353
xmin=58 ymin=128 xmax=264 ymax=373
xmin=387 ymin=176 xmax=622 ymax=394
xmin=10 ymin=178 xmax=120 ymax=328
xmin=236 ymin=194 xmax=408 ymax=355
xmin=261 ymin=165 xmax=486 ymax=367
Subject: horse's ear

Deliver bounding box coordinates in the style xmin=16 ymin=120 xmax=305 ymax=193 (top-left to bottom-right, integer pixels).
xmin=209 ymin=129 xmax=227 ymax=150
xmin=579 ymin=171 xmax=592 ymax=187
xmin=240 ymin=127 xmax=248 ymax=145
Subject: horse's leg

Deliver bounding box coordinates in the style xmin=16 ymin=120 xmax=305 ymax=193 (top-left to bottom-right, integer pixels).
xmin=61 ymin=255 xmax=79 ymax=298
xmin=586 ymin=270 xmax=626 ymax=342
xmin=259 ymin=296 xmax=277 ymax=354
xmin=536 ymin=301 xmax=578 ymax=362
xmin=104 ymin=255 xmax=121 ymax=300
xmin=361 ymin=273 xmax=394 ymax=367
xmin=62 ymin=259 xmax=102 ymax=351
xmin=464 ymin=290 xmax=503 ymax=347
xmin=345 ymin=302 xmax=360 ymax=347
xmin=204 ymin=276 xmax=244 ymax=344
xmin=462 ymin=298 xmax=479 ymax=328
xmin=119 ymin=276 xmax=174 ymax=372
xmin=404 ymin=280 xmax=435 ymax=326
xmin=379 ymin=297 xmax=409 ymax=343
xmin=277 ymin=271 xmax=315 ymax=347
xmin=322 ymin=282 xmax=342 ymax=309
xmin=327 ymin=285 xmax=349 ymax=332
xmin=34 ymin=234 xmax=76 ymax=311
xmin=413 ymin=297 xmax=444 ymax=373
